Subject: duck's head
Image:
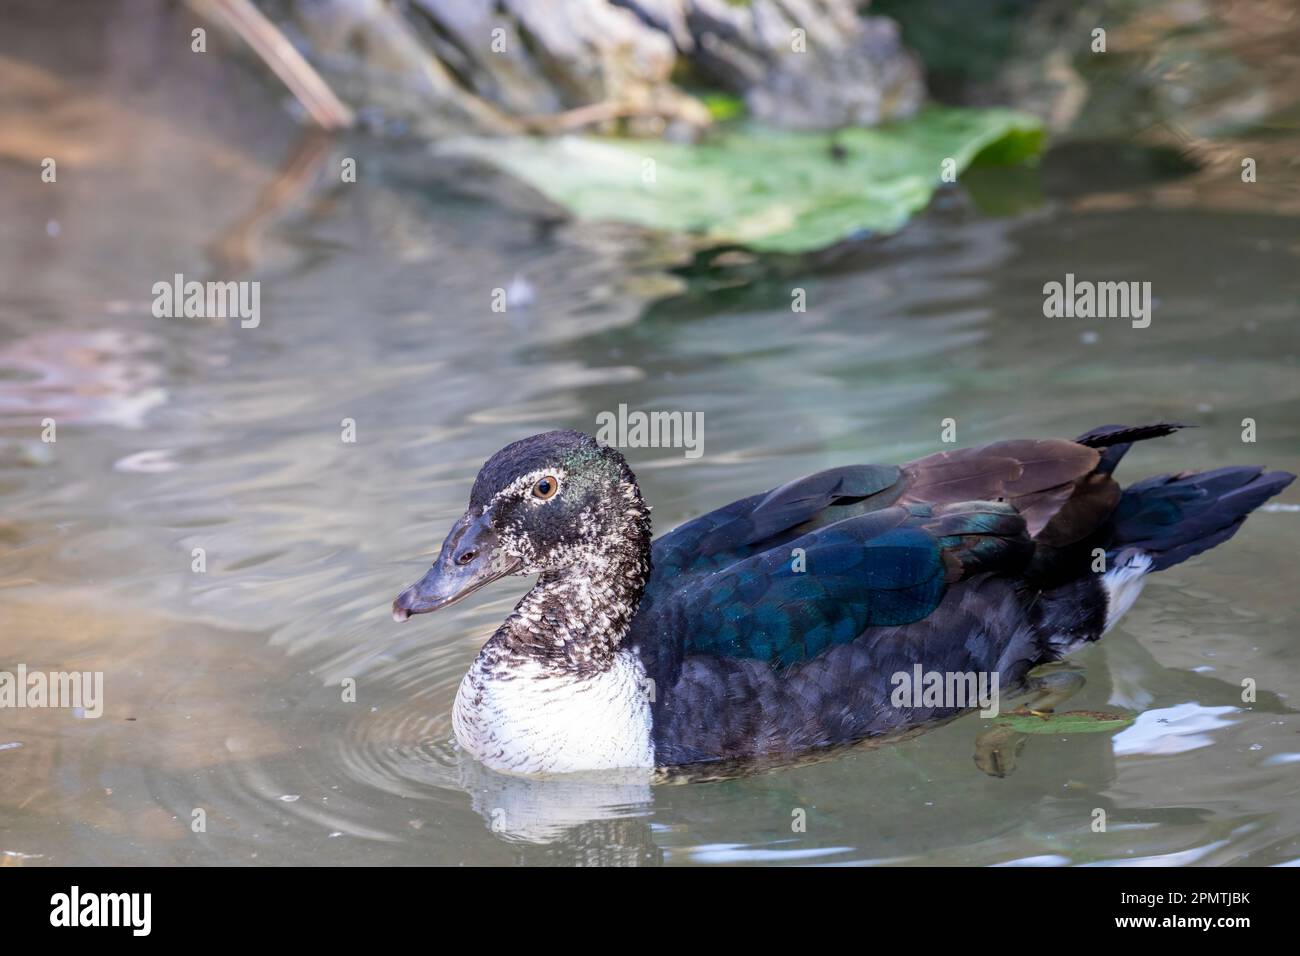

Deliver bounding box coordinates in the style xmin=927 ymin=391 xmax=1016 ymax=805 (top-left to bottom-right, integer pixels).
xmin=392 ymin=430 xmax=648 ymax=622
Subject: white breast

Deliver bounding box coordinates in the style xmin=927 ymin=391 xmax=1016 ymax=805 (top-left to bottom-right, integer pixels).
xmin=452 ymin=648 xmax=654 ymax=774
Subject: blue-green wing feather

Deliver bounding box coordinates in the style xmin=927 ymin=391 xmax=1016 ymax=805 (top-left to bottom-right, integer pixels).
xmin=635 ymin=500 xmax=1030 ymax=670
xmin=633 ymin=450 xmax=1046 ymax=673
xmin=649 ymin=463 xmax=902 ymax=585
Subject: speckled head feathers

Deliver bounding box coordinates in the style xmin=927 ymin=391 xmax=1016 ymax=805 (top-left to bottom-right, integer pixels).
xmin=470 ymin=430 xmax=648 ymax=574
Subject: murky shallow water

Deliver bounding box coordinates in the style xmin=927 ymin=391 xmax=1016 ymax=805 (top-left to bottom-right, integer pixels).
xmin=1 ymin=8 xmax=1298 ymax=866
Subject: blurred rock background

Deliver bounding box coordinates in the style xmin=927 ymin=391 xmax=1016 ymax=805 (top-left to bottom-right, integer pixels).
xmin=234 ymin=0 xmax=925 ymax=135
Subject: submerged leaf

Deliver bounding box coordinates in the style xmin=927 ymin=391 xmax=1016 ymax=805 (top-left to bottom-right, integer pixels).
xmin=442 ymin=106 xmax=1043 ymax=253
xmin=991 ymin=709 xmax=1137 ymax=735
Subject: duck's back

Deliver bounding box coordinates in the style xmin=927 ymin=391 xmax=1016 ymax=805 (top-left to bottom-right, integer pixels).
xmin=625 ymin=424 xmax=1292 ymax=767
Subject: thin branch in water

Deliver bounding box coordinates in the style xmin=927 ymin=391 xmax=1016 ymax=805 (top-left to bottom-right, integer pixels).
xmin=190 ymin=0 xmax=355 ymax=130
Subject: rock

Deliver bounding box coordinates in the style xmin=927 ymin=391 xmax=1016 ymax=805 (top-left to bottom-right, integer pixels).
xmin=622 ymin=0 xmax=925 ymax=129
xmin=259 ymin=0 xmax=922 ymax=134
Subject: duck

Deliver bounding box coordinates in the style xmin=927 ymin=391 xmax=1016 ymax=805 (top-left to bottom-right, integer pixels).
xmin=391 ymin=424 xmax=1293 ymax=775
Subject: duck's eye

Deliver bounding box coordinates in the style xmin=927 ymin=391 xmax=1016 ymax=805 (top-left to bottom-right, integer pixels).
xmin=531 ymin=476 xmax=559 ymax=500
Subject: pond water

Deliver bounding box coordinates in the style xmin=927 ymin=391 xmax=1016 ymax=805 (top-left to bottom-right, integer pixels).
xmin=1 ymin=8 xmax=1298 ymax=866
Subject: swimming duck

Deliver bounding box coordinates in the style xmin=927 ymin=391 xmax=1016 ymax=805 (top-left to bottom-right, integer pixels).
xmin=392 ymin=425 xmax=1293 ymax=775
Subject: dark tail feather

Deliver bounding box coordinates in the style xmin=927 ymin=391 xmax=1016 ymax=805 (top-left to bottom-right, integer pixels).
xmin=1075 ymin=422 xmax=1194 ymax=475
xmin=1108 ymin=466 xmax=1295 ymax=571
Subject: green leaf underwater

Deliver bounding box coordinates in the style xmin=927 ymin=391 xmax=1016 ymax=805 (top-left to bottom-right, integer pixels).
xmin=441 ymin=106 xmax=1044 ymax=253
xmin=991 ymin=709 xmax=1138 ymax=736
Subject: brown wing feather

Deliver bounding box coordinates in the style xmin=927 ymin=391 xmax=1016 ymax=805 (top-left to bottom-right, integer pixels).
xmin=1035 ymin=471 xmax=1122 ymax=548
xmin=899 ymin=439 xmax=1103 ymax=537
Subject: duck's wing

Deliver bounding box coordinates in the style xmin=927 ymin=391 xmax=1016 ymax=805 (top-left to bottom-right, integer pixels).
xmin=634 ymin=436 xmax=1112 ymax=673
xmin=647 ymin=438 xmax=1105 ymax=588
xmin=635 ymin=500 xmax=1030 ymax=668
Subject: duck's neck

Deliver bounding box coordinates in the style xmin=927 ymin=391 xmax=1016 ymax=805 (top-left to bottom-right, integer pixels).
xmin=494 ymin=491 xmax=652 ymax=676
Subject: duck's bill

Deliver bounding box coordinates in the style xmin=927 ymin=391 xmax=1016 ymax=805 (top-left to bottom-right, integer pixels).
xmin=391 ymin=512 xmax=522 ymax=622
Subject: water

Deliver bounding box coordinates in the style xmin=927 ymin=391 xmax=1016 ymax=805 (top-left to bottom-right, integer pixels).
xmin=1 ymin=8 xmax=1298 ymax=867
